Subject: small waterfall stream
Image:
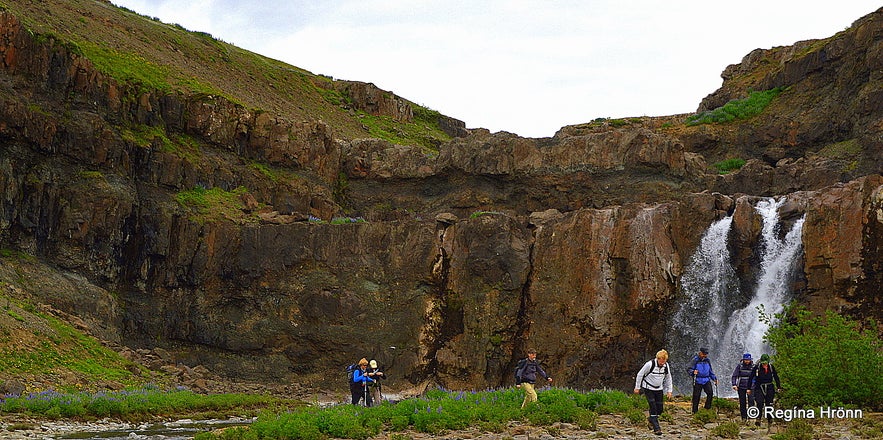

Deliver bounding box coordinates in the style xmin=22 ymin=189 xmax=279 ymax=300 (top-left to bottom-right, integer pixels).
xmin=668 ymin=198 xmax=805 ymax=397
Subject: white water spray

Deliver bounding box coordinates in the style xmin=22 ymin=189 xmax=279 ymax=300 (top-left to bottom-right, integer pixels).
xmin=670 ymin=215 xmax=738 ymax=353
xmin=717 ymin=199 xmax=805 ymax=381
xmin=668 ymin=198 xmax=805 ymax=397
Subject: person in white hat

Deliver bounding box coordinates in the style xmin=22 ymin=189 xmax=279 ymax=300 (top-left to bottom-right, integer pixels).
xmin=366 ymin=359 xmax=385 ymax=405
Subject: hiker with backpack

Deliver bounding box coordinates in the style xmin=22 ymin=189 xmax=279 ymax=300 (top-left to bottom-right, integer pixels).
xmin=349 ymin=358 xmax=375 ymax=406
xmin=514 ymin=348 xmax=552 ymax=409
xmin=731 ymin=353 xmax=756 ymax=423
xmin=687 ymin=347 xmax=718 ymax=413
xmin=633 ymin=349 xmax=672 ymax=436
xmin=747 ymin=354 xmax=781 ymax=427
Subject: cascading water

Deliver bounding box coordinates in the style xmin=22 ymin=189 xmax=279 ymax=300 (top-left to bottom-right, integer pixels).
xmin=668 ymin=198 xmax=805 ymax=397
xmin=669 ymin=215 xmax=739 ymax=358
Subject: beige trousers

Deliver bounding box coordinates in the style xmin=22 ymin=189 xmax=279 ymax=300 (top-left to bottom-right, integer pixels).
xmin=521 ymin=382 xmax=538 ymax=408
xmin=370 ymin=385 xmax=382 ymax=405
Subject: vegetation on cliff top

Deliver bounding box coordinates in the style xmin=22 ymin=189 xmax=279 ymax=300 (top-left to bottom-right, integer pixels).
xmin=686 ymin=87 xmax=784 ymax=126
xmin=0 ymin=0 xmax=452 ymax=149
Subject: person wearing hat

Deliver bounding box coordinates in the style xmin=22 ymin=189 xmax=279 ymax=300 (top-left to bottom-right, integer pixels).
xmin=731 ymin=353 xmax=756 ymax=423
xmin=515 ymin=348 xmax=553 ymax=408
xmin=351 ymin=358 xmax=375 ymax=406
xmin=366 ymin=359 xmax=385 ymax=405
xmin=687 ymin=347 xmax=717 ymax=413
xmin=748 ymin=354 xmax=781 ymax=427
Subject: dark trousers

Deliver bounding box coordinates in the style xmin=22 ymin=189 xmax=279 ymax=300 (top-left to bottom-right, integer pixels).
xmin=642 ymin=388 xmax=663 ymax=431
xmin=350 ymin=384 xmax=372 ymax=406
xmin=691 ymin=381 xmax=714 ymax=413
xmin=737 ymin=388 xmax=755 ymax=419
xmin=755 ymin=383 xmax=776 ymax=421
xmin=642 ymin=388 xmax=664 ymax=416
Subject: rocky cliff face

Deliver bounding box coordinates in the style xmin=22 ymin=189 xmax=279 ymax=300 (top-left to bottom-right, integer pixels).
xmin=1 ymin=5 xmax=881 ymax=391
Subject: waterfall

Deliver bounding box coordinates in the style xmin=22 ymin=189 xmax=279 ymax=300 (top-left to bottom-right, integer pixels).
xmin=670 ymin=215 xmax=739 ymax=356
xmin=717 ymin=200 xmax=805 ymax=387
xmin=667 ymin=198 xmax=805 ymax=397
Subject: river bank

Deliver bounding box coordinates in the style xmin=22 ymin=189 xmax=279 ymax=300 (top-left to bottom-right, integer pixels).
xmin=3 ymin=397 xmax=881 ymax=440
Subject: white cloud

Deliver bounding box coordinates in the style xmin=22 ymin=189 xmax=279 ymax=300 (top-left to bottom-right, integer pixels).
xmin=111 ymin=0 xmax=880 ymax=137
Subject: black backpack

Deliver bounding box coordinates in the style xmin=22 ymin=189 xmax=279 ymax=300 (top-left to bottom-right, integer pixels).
xmin=514 ymin=358 xmax=527 ymax=382
xmin=345 ymin=364 xmax=357 ymax=385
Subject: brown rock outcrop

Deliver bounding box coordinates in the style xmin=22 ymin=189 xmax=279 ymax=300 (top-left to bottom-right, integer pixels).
xmin=0 ymin=4 xmax=882 ymax=395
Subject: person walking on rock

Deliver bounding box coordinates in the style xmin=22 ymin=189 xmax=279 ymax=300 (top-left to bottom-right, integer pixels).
xmin=687 ymin=347 xmax=718 ymax=413
xmin=515 ymin=348 xmax=552 ymax=408
xmin=748 ymin=354 xmax=781 ymax=427
xmin=634 ymin=349 xmax=672 ymax=436
xmin=731 ymin=353 xmax=756 ymax=423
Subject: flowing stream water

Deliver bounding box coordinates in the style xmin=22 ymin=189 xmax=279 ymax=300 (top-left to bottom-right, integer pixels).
xmin=55 ymin=418 xmax=253 ymax=440
xmin=668 ymin=198 xmax=805 ymax=397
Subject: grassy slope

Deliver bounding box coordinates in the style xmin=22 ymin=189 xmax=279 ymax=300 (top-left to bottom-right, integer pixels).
xmin=0 ymin=0 xmax=450 ymax=146
xmin=0 ymin=295 xmax=156 ymax=393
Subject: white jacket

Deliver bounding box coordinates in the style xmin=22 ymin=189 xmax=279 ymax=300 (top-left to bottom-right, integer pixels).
xmin=635 ymin=359 xmax=672 ymax=393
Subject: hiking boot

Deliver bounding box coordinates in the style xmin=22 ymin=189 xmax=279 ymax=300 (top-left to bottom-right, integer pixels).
xmin=649 ymin=416 xmax=662 ymax=435
xmin=755 ymin=420 xmax=761 ymax=427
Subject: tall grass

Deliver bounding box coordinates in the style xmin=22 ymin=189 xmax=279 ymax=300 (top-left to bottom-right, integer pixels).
xmin=713 ymin=158 xmax=747 ymax=174
xmin=686 ymin=87 xmax=783 ymax=126
xmin=196 ymin=388 xmax=642 ymax=440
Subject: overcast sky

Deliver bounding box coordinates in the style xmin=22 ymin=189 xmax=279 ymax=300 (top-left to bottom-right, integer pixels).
xmin=110 ymin=1 xmax=879 ymax=138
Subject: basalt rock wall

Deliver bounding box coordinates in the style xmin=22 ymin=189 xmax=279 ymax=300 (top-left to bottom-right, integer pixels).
xmin=1 ymin=6 xmax=882 ymax=392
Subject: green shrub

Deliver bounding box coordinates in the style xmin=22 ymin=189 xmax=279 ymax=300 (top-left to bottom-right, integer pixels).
xmin=174 ymin=186 xmax=257 ymax=223
xmin=330 ymin=216 xmax=366 ymax=225
xmin=763 ymin=306 xmax=883 ymax=410
xmin=574 ymin=409 xmax=598 ymax=430
xmin=692 ymin=408 xmax=717 ymax=425
xmin=713 ymin=158 xmax=747 ymax=174
xmin=624 ymin=408 xmax=645 ymax=425
xmin=770 ymin=419 xmax=814 ymax=440
xmin=686 ymin=87 xmax=783 ymax=126
xmin=711 ymin=421 xmax=741 ymax=438
xmin=713 ymin=397 xmax=738 ymax=411
xmin=851 ymin=417 xmax=883 ymax=438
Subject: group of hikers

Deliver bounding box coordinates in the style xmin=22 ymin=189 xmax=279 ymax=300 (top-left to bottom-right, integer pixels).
xmin=634 ymin=347 xmax=781 ymax=435
xmin=346 ymin=346 xmax=782 ymax=437
xmin=348 ymin=358 xmax=386 ymax=406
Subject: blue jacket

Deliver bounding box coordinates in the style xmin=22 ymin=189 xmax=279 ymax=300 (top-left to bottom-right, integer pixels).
xmin=353 ymin=368 xmax=375 ymax=385
xmin=688 ymin=356 xmax=717 ymax=385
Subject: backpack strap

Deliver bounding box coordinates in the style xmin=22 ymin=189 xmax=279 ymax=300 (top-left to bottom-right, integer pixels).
xmin=641 ymin=359 xmax=670 ymax=388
